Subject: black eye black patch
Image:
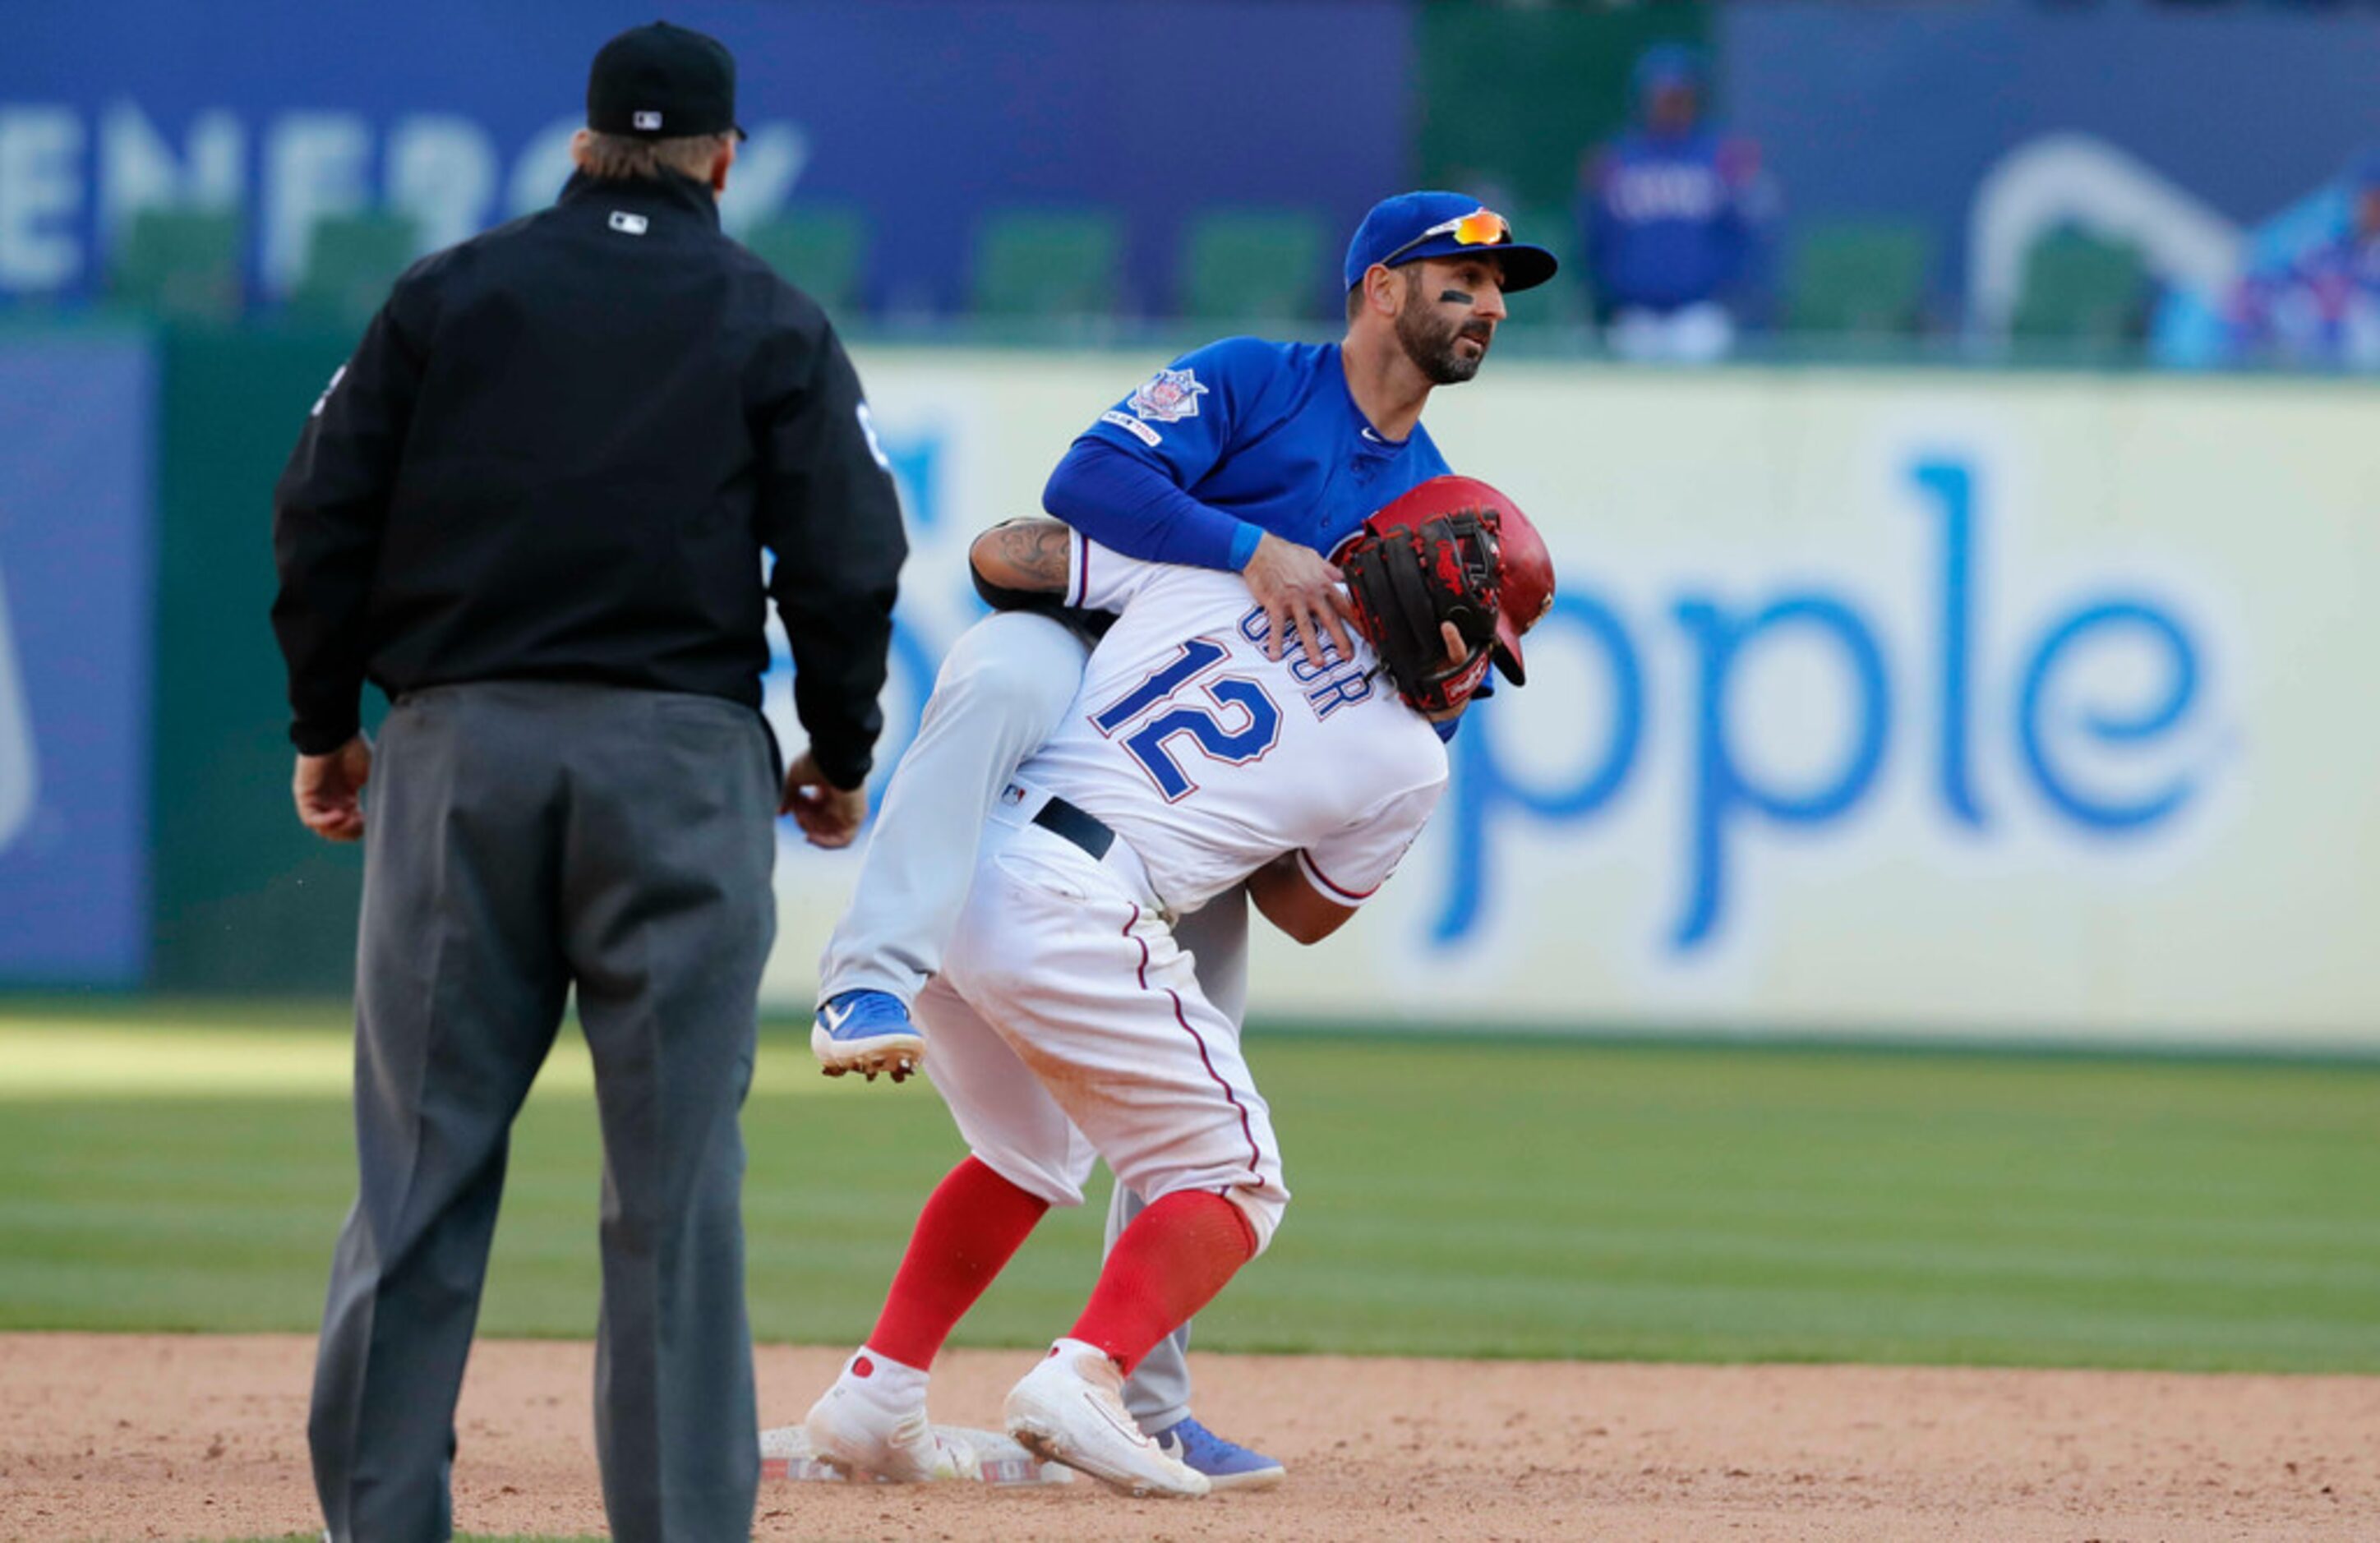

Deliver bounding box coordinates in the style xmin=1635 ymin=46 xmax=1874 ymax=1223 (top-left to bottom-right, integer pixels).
xmin=1439 ymin=288 xmax=1474 ymax=306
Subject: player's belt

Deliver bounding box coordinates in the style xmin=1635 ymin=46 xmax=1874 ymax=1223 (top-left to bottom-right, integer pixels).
xmin=1031 ymin=795 xmax=1115 ymax=860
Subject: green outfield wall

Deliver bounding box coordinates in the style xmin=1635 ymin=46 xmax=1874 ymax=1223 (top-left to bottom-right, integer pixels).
xmin=151 ymin=329 xmax=366 ymax=993
xmin=89 ymin=333 xmax=2380 ymax=1048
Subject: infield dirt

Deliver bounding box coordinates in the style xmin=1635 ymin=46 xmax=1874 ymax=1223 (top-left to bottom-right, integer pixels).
xmin=1 ymin=1333 xmax=2374 ymax=1541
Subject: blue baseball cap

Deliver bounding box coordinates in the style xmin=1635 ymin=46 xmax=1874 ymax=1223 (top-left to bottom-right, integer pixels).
xmin=1342 ymin=191 xmax=1560 ymax=293
xmin=2350 ymin=149 xmax=2380 ymax=191
xmin=1632 ymin=42 xmax=1707 ymax=99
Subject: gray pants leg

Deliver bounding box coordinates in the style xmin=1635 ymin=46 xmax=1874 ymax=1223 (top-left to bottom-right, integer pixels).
xmin=561 ymin=691 xmax=776 ymax=1543
xmin=1118 ymin=883 xmax=1250 ymax=1433
xmin=816 ymin=610 xmax=1091 ymax=1004
xmin=309 ymin=684 xmax=774 ymax=1543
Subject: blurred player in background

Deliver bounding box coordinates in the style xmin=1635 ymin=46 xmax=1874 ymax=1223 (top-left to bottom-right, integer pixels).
xmin=804 ymin=493 xmax=1544 ymax=1497
xmin=271 ymin=23 xmax=904 ymax=1542
xmin=1580 ymin=42 xmax=1778 ymax=363
xmin=804 ymin=191 xmax=1557 ymax=1488
xmin=2229 ymin=150 xmax=2380 ymax=371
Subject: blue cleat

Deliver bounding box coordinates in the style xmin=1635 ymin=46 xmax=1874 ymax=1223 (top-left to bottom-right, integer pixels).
xmin=1149 ymin=1415 xmax=1286 ymax=1492
xmin=810 ymin=988 xmax=925 ymax=1083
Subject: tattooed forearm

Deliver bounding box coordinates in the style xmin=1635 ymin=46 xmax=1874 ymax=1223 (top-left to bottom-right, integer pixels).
xmin=971 ymin=517 xmax=1073 ymax=595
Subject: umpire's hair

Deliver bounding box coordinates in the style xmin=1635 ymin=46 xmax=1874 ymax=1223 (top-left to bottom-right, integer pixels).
xmin=574 ymin=129 xmax=732 ymax=183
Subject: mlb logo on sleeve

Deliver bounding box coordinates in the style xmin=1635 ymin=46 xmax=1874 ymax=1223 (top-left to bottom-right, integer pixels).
xmin=1100 ymin=409 xmax=1162 ymax=448
xmin=1128 ymin=366 xmax=1208 ymax=423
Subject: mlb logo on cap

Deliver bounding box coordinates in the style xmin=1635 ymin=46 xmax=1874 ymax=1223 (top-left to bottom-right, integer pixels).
xmin=585 ymin=21 xmax=748 ymax=141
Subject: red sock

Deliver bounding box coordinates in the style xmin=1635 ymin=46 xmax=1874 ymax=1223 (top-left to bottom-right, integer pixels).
xmin=1068 ymin=1191 xmax=1257 ymax=1375
xmin=867 ymin=1156 xmax=1050 ymax=1369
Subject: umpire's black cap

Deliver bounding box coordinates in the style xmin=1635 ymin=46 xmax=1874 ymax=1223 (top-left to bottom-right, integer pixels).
xmin=587 ymin=21 xmax=747 ymax=141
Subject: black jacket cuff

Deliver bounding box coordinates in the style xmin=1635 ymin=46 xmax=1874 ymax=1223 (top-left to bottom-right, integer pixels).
xmin=291 ymin=719 xmax=360 ymax=756
xmin=817 ymin=748 xmax=872 ymax=793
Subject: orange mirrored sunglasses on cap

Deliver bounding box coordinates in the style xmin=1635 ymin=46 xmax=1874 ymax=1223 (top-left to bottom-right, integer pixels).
xmin=1376 ymin=207 xmax=1511 ymax=268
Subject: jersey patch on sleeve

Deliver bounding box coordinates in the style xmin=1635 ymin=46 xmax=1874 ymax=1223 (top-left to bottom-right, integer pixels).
xmin=1100 ymin=408 xmax=1163 ymax=448
xmin=1128 ymin=366 xmax=1209 ymax=423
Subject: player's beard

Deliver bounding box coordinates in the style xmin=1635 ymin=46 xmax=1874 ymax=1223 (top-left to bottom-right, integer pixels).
xmin=1395 ymin=286 xmax=1492 ymax=385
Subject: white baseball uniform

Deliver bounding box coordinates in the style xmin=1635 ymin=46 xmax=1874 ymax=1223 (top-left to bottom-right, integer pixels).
xmin=920 ymin=534 xmax=1448 ymax=1254
xmin=813 ymin=602 xmax=1247 ymax=1430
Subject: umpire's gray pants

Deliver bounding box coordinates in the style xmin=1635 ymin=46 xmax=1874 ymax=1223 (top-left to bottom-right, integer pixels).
xmin=309 ymin=681 xmax=777 ymax=1543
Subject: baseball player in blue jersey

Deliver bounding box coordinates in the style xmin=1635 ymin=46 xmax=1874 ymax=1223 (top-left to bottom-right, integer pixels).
xmin=2229 ymin=150 xmax=2380 ymax=370
xmin=805 ymin=191 xmax=1556 ymax=1487
xmin=1580 ymin=43 xmax=1777 ymax=362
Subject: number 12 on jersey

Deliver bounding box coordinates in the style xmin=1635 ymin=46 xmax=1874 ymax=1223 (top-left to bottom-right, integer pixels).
xmin=1091 ymin=637 xmax=1283 ymax=801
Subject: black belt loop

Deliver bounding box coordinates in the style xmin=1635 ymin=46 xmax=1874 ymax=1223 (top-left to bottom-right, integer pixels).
xmin=1032 ymin=795 xmax=1115 ymax=860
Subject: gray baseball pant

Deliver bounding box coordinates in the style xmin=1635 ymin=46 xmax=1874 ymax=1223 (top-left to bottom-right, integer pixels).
xmin=817 ymin=610 xmax=1250 ymax=1430
xmin=309 ymin=681 xmax=776 ymax=1543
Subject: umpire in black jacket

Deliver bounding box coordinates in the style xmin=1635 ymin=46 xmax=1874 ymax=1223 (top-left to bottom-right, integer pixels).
xmin=270 ymin=23 xmax=905 ymax=1542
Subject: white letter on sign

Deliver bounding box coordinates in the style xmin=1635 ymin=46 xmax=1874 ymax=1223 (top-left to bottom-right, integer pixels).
xmin=0 ymin=108 xmax=85 ymax=291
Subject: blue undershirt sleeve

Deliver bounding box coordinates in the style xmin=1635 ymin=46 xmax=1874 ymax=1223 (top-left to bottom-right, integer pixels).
xmin=1433 ymin=683 xmax=1491 ymax=741
xmin=1225 ymin=520 xmax=1265 ymax=572
xmin=1042 ymin=438 xmax=1262 ymax=573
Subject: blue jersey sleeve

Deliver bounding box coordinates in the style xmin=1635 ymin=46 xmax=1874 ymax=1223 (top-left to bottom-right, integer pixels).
xmin=1076 ymin=337 xmax=1276 ymax=481
xmin=1044 ymin=440 xmax=1263 ymax=572
xmin=1045 ymin=338 xmax=1289 ymax=573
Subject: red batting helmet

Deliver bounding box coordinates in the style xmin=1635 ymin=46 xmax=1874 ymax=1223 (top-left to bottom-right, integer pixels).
xmin=1358 ymin=475 xmax=1554 ymax=686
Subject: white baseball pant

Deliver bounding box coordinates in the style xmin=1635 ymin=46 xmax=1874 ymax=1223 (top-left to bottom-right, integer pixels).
xmin=922 ymin=788 xmax=1289 ymax=1254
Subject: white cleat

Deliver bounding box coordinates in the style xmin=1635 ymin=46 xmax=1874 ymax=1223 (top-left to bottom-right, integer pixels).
xmin=803 ymin=1355 xmax=980 ymax=1483
xmin=1003 ymin=1339 xmax=1211 ymax=1499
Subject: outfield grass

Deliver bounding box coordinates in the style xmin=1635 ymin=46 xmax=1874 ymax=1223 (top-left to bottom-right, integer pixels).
xmin=2 ymin=1008 xmax=2377 ymax=1372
